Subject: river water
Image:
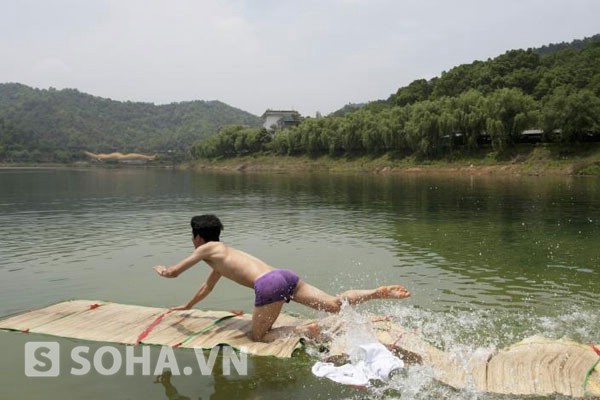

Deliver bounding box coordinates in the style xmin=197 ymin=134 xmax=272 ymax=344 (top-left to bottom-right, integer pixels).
xmin=0 ymin=168 xmax=598 ymax=399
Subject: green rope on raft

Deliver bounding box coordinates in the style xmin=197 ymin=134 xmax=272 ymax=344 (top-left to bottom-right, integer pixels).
xmin=582 ymin=345 xmax=600 ymax=397
xmin=172 ymin=314 xmax=239 ymax=348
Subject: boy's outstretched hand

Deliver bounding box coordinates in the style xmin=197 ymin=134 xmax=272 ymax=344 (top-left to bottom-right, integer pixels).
xmin=154 ymin=265 xmax=175 ymax=278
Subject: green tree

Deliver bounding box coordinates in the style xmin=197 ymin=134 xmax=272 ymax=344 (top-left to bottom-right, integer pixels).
xmin=432 ymin=63 xmax=482 ymax=98
xmin=381 ymin=107 xmax=410 ymax=154
xmin=453 ymin=90 xmax=487 ymax=150
xmin=484 ymin=88 xmax=537 ymax=152
xmin=542 ymin=88 xmax=600 ymax=143
xmin=268 ymin=131 xmax=290 ymax=155
xmin=340 ymin=113 xmax=364 ymax=153
xmin=405 ymin=101 xmax=444 ymax=158
xmin=321 ymin=117 xmax=343 ymax=156
xmin=360 ymin=112 xmax=385 ymax=154
xmin=390 ymin=79 xmax=433 ymax=106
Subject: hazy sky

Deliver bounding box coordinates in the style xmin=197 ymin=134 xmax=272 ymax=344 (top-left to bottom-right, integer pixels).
xmin=2 ymin=0 xmax=599 ymax=116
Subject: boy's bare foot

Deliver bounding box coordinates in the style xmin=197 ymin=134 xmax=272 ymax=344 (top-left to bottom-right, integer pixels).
xmin=377 ymin=285 xmax=411 ymax=299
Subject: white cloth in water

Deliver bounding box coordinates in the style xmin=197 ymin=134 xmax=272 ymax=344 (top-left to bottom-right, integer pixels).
xmin=311 ymin=342 xmax=404 ymax=386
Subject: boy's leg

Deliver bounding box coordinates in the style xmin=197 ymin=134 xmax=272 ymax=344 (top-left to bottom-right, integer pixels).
xmin=293 ymin=280 xmax=410 ymax=312
xmin=251 ymin=300 xmax=284 ymax=341
xmin=251 ymin=280 xmax=410 ymax=341
xmin=292 ymin=280 xmax=342 ymax=312
xmin=338 ymin=285 xmax=410 ymax=303
xmin=257 ymin=321 xmax=322 ymax=342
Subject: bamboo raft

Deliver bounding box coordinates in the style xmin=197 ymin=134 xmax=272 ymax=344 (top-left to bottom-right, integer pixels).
xmin=1 ymin=300 xmax=598 ymax=398
xmin=0 ymin=300 xmax=303 ymax=358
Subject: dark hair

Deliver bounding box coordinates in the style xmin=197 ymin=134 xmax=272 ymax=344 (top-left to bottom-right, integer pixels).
xmin=191 ymin=215 xmax=223 ymax=242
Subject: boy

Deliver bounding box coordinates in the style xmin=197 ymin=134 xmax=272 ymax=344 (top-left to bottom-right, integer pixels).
xmin=154 ymin=214 xmax=410 ymax=342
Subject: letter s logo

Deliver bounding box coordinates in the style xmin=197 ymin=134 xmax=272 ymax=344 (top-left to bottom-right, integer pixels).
xmin=25 ymin=342 xmax=60 ymax=377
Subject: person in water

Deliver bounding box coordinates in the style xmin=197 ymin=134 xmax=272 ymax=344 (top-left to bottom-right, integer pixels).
xmin=154 ymin=214 xmax=410 ymax=342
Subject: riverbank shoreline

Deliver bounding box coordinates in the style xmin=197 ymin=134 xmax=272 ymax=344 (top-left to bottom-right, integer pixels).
xmin=3 ymin=144 xmax=599 ymax=176
xmin=183 ymin=144 xmax=600 ymax=176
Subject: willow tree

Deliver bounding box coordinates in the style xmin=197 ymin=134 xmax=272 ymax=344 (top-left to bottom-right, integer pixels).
xmin=484 ymin=88 xmax=537 ymax=152
xmin=542 ymin=88 xmax=600 ymax=142
xmin=454 ymin=90 xmax=487 ymax=150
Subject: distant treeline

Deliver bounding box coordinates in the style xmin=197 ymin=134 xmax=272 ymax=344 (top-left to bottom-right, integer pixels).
xmin=193 ymin=35 xmax=600 ymax=160
xmin=0 ymin=84 xmax=261 ymax=163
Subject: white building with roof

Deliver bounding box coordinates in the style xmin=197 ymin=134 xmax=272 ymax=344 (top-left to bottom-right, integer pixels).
xmin=261 ymin=110 xmax=302 ymax=132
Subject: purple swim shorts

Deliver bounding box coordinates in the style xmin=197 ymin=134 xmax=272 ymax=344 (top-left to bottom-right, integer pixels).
xmin=253 ymin=269 xmax=300 ymax=307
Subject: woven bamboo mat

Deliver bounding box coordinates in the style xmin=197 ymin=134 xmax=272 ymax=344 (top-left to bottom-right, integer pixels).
xmin=0 ymin=300 xmax=303 ymax=358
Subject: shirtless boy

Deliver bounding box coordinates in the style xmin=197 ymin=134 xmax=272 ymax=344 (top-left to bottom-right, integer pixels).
xmin=154 ymin=215 xmax=410 ymax=342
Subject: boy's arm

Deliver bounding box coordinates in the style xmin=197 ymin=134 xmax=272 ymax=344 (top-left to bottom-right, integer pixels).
xmin=170 ymin=269 xmax=221 ymax=310
xmin=154 ymin=245 xmax=208 ymax=278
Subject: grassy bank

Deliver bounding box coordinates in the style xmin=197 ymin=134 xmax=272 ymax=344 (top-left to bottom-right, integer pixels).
xmin=3 ymin=144 xmax=599 ymax=176
xmin=183 ymin=143 xmax=600 ymax=176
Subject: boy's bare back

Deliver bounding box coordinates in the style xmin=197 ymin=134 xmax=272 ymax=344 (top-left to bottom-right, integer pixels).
xmin=162 ymin=241 xmax=273 ymax=288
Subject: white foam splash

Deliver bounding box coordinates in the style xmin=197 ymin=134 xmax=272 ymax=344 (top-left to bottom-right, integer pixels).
xmin=326 ymin=301 xmax=379 ymax=355
xmin=313 ymin=301 xmax=599 ymax=399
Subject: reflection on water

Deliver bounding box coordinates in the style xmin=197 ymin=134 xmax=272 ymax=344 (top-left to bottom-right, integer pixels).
xmin=0 ymin=168 xmax=599 ymax=399
xmin=154 ymin=372 xmax=190 ymax=400
xmin=152 ymin=351 xmax=344 ymax=400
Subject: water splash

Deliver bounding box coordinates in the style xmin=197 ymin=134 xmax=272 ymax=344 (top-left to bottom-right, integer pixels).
xmin=311 ymin=301 xmax=599 ymax=399
xmin=324 ymin=301 xmax=379 ymax=356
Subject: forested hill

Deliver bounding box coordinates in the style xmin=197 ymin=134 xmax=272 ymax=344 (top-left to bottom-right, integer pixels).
xmin=0 ymin=83 xmax=261 ymax=162
xmin=192 ymin=34 xmax=600 ymax=160
xmin=387 ymin=34 xmax=600 ymax=107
